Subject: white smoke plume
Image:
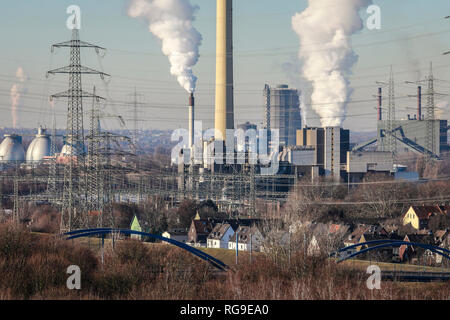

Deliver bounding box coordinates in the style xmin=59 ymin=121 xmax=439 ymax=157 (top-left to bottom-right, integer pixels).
xmin=292 ymin=0 xmax=372 ymax=127
xmin=127 ymin=0 xmax=202 ymax=93
xmin=10 ymin=67 xmax=27 ymax=129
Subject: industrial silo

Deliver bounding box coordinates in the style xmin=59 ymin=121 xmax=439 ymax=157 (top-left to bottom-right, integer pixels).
xmin=0 ymin=134 xmax=26 ymax=162
xmin=26 ymin=126 xmax=52 ymax=163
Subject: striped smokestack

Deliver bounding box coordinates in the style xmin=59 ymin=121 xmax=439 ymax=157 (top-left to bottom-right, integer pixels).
xmin=215 ymin=0 xmax=234 ymax=142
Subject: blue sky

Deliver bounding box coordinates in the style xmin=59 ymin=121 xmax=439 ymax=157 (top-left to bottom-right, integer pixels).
xmin=0 ymin=0 xmax=449 ymax=133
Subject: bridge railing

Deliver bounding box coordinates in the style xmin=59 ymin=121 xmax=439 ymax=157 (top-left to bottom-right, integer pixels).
xmin=63 ymin=228 xmax=229 ymax=271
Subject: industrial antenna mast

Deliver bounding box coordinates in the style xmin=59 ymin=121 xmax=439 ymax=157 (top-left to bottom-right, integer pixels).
xmin=47 ymin=28 xmax=109 ymax=232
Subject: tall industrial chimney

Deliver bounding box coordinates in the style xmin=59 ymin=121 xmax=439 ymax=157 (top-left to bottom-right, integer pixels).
xmin=417 ymin=86 xmax=422 ymax=121
xmin=188 ymin=93 xmax=195 ymax=149
xmin=215 ymin=0 xmax=234 ymax=141
xmin=377 ymin=87 xmax=382 ymax=121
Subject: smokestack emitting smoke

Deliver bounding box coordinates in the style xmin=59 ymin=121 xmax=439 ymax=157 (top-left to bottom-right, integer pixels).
xmin=127 ymin=0 xmax=202 ymax=93
xmin=292 ymin=0 xmax=372 ymax=127
xmin=10 ymin=67 xmax=26 ymax=129
xmin=188 ymin=92 xmax=194 ymax=148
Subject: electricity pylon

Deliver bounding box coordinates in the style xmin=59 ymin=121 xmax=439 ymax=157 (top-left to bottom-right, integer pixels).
xmin=405 ymin=62 xmax=446 ymax=159
xmin=425 ymin=63 xmax=435 ymax=159
xmin=86 ymin=86 xmax=106 ymax=227
xmin=376 ymin=66 xmax=396 ymax=159
xmin=47 ymin=108 xmax=58 ymax=204
xmin=47 ymin=28 xmax=109 ymax=232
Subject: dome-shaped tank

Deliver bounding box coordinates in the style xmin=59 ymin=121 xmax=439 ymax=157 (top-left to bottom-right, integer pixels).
xmin=26 ymin=126 xmax=52 ymax=162
xmin=0 ymin=134 xmax=26 ymax=162
xmin=61 ymin=135 xmax=86 ymax=156
xmin=61 ymin=144 xmax=74 ymax=155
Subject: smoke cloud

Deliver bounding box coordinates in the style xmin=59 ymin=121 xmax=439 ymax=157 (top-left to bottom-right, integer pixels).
xmin=292 ymin=0 xmax=372 ymax=127
xmin=127 ymin=0 xmax=202 ymax=93
xmin=10 ymin=67 xmax=27 ymax=129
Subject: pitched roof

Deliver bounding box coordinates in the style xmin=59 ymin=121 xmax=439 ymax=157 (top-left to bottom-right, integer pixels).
xmin=164 ymin=228 xmax=188 ymax=236
xmin=345 ymin=225 xmax=371 ymax=244
xmin=434 ymin=230 xmax=449 ymax=243
xmin=208 ymin=223 xmax=232 ymax=240
xmin=329 ymin=224 xmax=349 ymax=235
xmin=191 ymin=220 xmax=213 ymax=235
xmin=403 ymin=234 xmax=435 ymax=245
xmin=410 ymin=205 xmax=450 ymax=220
xmin=229 ymin=225 xmax=263 ymax=245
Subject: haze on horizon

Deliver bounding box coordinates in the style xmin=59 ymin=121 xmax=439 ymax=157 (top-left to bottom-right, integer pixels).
xmin=0 ymin=0 xmax=449 ymax=134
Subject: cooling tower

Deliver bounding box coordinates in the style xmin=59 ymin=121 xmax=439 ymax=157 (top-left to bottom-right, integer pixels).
xmin=215 ymin=0 xmax=234 ymax=141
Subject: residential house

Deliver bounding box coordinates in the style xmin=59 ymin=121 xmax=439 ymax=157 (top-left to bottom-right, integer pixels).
xmin=399 ymin=234 xmax=435 ymax=264
xmin=228 ymin=225 xmax=264 ymax=252
xmin=358 ymin=232 xmax=402 ymax=262
xmin=434 ymin=229 xmax=449 ymax=244
xmin=402 ymin=205 xmax=450 ymax=230
xmin=130 ymin=214 xmax=143 ymax=240
xmin=188 ymin=219 xmax=214 ymax=247
xmin=162 ymin=228 xmax=188 ymax=243
xmin=342 ymin=224 xmax=388 ymax=258
xmin=307 ymin=223 xmax=329 ymax=256
xmin=343 ymin=225 xmax=384 ymax=252
xmin=436 ymin=234 xmax=450 ymax=264
xmin=207 ymin=223 xmax=235 ymax=249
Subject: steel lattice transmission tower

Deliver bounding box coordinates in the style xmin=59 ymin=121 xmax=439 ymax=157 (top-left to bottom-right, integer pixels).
xmin=47 ymin=109 xmax=59 ymax=203
xmin=13 ymin=163 xmax=19 ymax=223
xmin=47 ymin=28 xmax=109 ymax=232
xmin=376 ymin=67 xmax=397 ymax=158
xmin=387 ymin=66 xmax=397 ymax=157
xmin=425 ymin=62 xmax=436 ymax=159
xmin=86 ymin=86 xmax=106 ymax=227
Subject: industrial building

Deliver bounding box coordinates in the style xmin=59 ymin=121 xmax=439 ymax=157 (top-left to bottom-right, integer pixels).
xmin=288 ymin=126 xmax=394 ymax=182
xmin=264 ymin=84 xmax=302 ymax=147
xmin=354 ymin=84 xmax=450 ymax=158
xmin=295 ymin=127 xmax=350 ymax=180
xmin=377 ymin=119 xmax=448 ymax=157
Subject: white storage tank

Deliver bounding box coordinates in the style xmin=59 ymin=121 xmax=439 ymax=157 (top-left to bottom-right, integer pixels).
xmin=61 ymin=135 xmax=85 ymax=155
xmin=0 ymin=134 xmax=26 ymax=162
xmin=26 ymin=126 xmax=52 ymax=162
